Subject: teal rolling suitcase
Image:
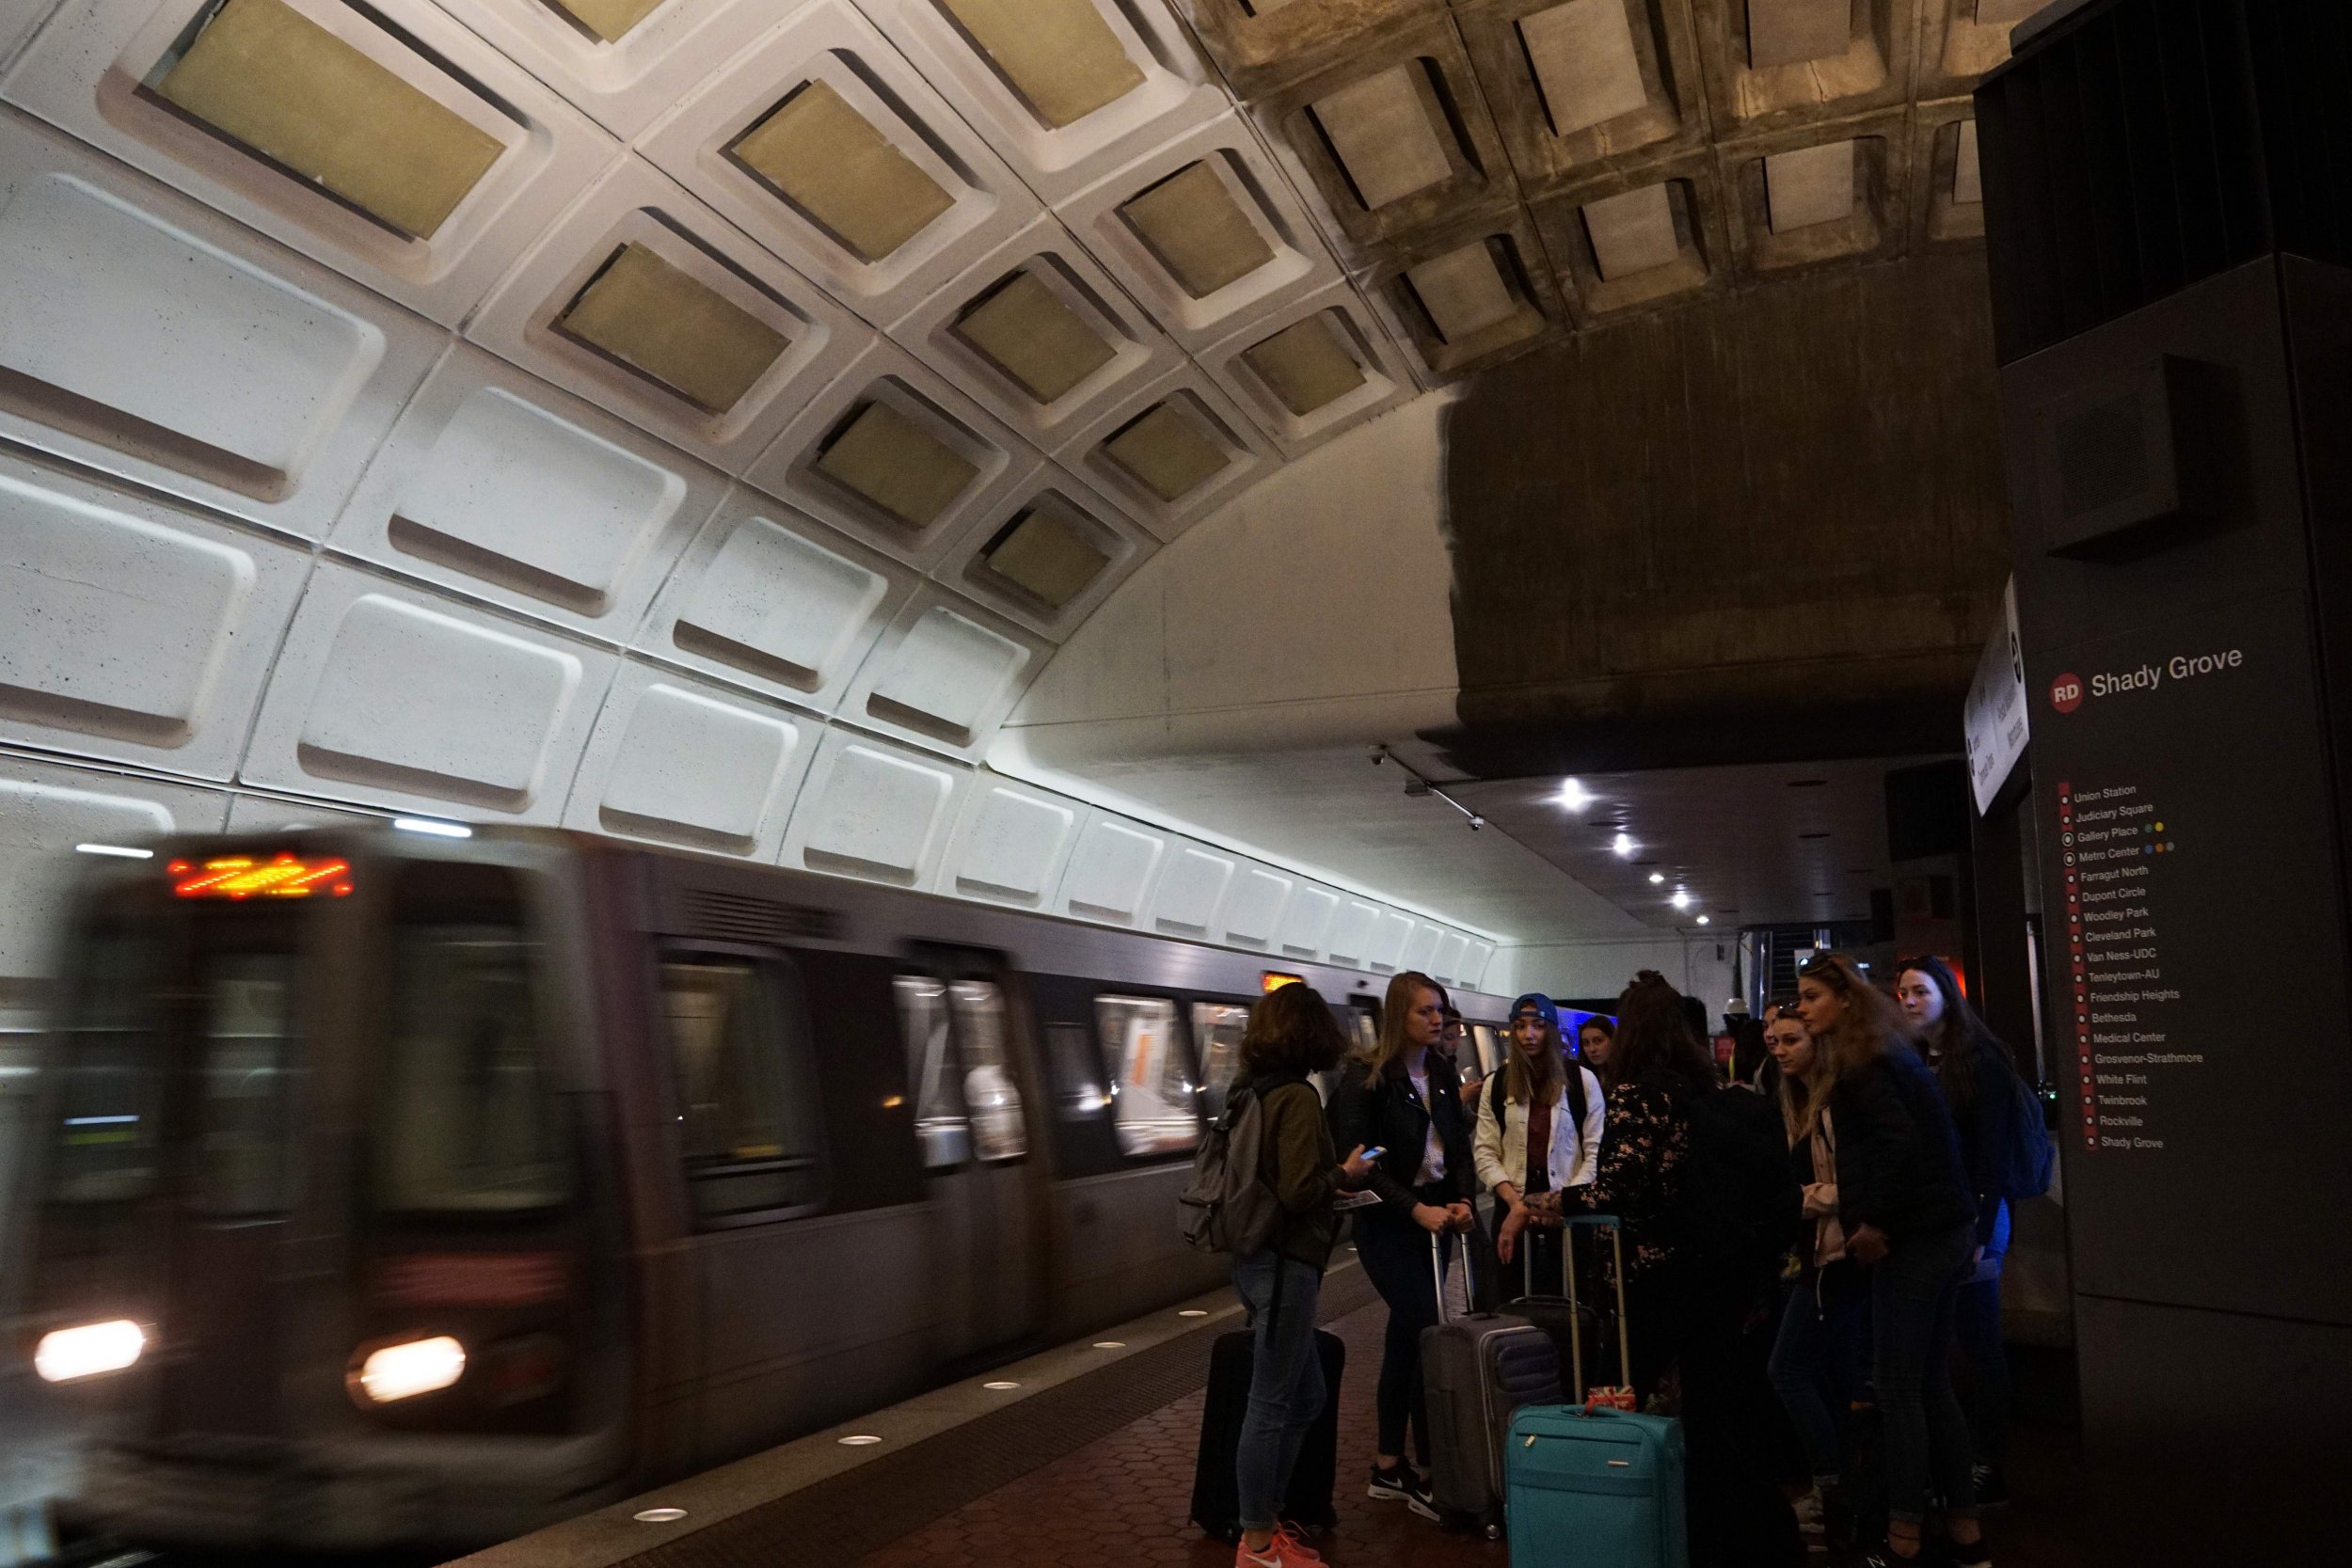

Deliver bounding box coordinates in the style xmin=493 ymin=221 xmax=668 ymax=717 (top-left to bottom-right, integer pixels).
xmin=1506 ymin=1403 xmax=1687 ymax=1568
xmin=1503 ymin=1216 xmax=1687 ymax=1568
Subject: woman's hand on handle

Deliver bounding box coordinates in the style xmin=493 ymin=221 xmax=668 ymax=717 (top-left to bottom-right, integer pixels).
xmin=1445 ymin=1201 xmax=1476 ymax=1233
xmin=1412 ymin=1203 xmax=1453 ymax=1234
xmin=1497 ymin=1202 xmax=1528 ymax=1264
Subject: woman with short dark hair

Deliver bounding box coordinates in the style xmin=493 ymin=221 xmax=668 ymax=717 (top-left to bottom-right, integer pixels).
xmin=1228 ymin=983 xmax=1376 ymax=1568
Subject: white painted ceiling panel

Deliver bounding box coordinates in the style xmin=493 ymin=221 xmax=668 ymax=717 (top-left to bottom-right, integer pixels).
xmin=1402 ymin=918 xmax=1444 ymax=975
xmin=0 ymin=115 xmax=438 ymax=541
xmin=421 ymin=0 xmax=805 ymax=141
xmin=944 ymin=770 xmax=1081 ymax=907
xmin=858 ymin=0 xmax=1225 ymax=203
xmin=333 ymin=345 xmax=725 ymax=639
xmin=939 ymin=467 xmax=1153 ymax=640
xmin=641 ymin=489 xmax=910 ymax=713
xmin=1434 ymin=928 xmax=1470 ymax=984
xmin=742 ymin=338 xmax=1040 ymax=570
xmin=849 ymin=590 xmax=1043 ymax=754
xmin=1149 ymin=841 xmax=1235 ymax=938
xmin=893 ymin=213 xmax=1182 ymax=444
xmin=1277 ymin=882 xmax=1340 ymax=959
xmin=0 ymin=752 xmax=230 ymax=1009
xmin=4 ymin=0 xmax=621 ymax=325
xmin=637 ymin=0 xmax=1037 ymax=323
xmin=564 ymin=660 xmax=813 ymax=857
xmin=1223 ymin=863 xmax=1295 ymax=950
xmin=1058 ymin=810 xmax=1166 ymax=924
xmin=1462 ymin=937 xmax=1497 ymax=990
xmin=244 ymin=566 xmax=615 ymax=822
xmin=466 ymin=157 xmax=869 ymax=472
xmin=785 ymin=725 xmax=968 ymax=887
xmin=1201 ymin=284 xmax=1414 ymax=459
xmin=0 ymin=454 xmax=308 ymax=781
xmin=1310 ymin=65 xmax=1454 ymax=212
xmin=1325 ymin=896 xmax=1380 ymax=968
xmin=1056 ymin=365 xmax=1279 ymax=542
xmin=1057 ymin=114 xmax=1341 ymax=350
xmin=1367 ymin=907 xmax=1416 ymax=973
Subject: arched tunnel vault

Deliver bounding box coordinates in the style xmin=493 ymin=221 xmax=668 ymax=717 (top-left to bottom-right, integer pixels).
xmin=0 ymin=0 xmax=2037 ymax=1008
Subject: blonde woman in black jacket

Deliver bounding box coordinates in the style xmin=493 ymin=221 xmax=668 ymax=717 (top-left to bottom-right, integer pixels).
xmin=1325 ymin=970 xmax=1474 ymax=1518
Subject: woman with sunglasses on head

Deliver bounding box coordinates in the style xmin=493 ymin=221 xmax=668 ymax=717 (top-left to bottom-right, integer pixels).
xmin=1895 ymin=956 xmax=2030 ymax=1509
xmin=1761 ymin=1000 xmax=1872 ymax=1547
xmin=1794 ymin=956 xmax=1985 ymax=1568
xmin=1326 ymin=970 xmax=1476 ymax=1519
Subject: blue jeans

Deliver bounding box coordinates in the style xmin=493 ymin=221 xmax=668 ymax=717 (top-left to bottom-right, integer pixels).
xmin=1871 ymin=1223 xmax=1979 ymax=1526
xmin=1768 ymin=1270 xmax=1873 ymax=1481
xmin=1232 ymin=1249 xmax=1327 ymax=1533
xmin=1955 ymin=1201 xmax=2010 ymax=1465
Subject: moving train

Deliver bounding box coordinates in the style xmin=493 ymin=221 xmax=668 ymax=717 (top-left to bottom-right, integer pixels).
xmin=8 ymin=823 xmax=1514 ymax=1553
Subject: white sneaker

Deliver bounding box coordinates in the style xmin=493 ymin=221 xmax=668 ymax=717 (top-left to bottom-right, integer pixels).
xmin=1792 ymin=1487 xmax=1827 ymax=1534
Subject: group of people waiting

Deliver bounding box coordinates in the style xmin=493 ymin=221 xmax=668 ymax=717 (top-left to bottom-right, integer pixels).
xmin=1221 ymin=952 xmax=2039 ymax=1568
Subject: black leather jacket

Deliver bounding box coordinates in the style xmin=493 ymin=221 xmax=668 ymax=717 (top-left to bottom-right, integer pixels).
xmin=1327 ymin=1050 xmax=1475 ymax=1218
xmin=1826 ymin=1048 xmax=1976 ymax=1243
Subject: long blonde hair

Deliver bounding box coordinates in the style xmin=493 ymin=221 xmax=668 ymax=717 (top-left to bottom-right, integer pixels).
xmin=1372 ymin=972 xmax=1444 ymax=1072
xmin=1765 ymin=1004 xmax=1826 ymax=1145
xmin=1795 ymin=954 xmax=1902 ymax=1135
xmin=1503 ymin=1013 xmax=1565 ymax=1110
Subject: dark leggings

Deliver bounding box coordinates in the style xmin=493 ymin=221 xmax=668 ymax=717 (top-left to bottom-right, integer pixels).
xmin=1352 ymin=1200 xmax=1453 ymax=1464
xmin=1953 ymin=1273 xmax=2010 ymax=1465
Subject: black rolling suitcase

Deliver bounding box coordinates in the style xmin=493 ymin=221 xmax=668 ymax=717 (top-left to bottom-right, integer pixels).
xmin=1190 ymin=1323 xmax=1346 ymax=1541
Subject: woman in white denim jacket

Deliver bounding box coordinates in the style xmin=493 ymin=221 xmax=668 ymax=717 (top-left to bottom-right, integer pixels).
xmin=1474 ymin=993 xmax=1607 ymax=1291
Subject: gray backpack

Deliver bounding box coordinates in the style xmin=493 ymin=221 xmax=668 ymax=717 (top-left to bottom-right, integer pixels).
xmin=1178 ymin=1077 xmax=1294 ymax=1255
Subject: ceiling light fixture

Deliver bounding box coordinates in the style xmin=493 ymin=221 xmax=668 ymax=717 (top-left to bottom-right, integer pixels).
xmin=1369 ymin=745 xmax=1485 ymax=832
xmin=1647 ymin=871 xmax=1665 ymax=885
xmin=1613 ymin=832 xmax=1634 ymax=858
xmin=1696 ymin=915 xmax=1711 ymax=927
xmin=1555 ymin=778 xmax=1594 ymax=812
xmin=1671 ymin=890 xmax=1692 ymax=911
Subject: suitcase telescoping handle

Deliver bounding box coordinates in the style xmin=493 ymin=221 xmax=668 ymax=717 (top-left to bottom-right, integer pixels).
xmin=1560 ymin=1215 xmax=1632 ymax=1404
xmin=1427 ymin=1227 xmax=1473 ymax=1324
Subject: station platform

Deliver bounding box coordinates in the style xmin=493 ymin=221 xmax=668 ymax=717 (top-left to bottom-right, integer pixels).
xmin=457 ymin=1262 xmax=2090 ymax=1568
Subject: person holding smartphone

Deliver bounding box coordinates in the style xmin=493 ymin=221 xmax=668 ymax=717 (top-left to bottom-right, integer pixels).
xmin=1327 ymin=970 xmax=1475 ymax=1519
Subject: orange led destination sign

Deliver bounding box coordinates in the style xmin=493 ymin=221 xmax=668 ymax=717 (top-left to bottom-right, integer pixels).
xmin=170 ymin=853 xmax=353 ymax=901
xmin=1260 ymin=972 xmax=1305 ymax=993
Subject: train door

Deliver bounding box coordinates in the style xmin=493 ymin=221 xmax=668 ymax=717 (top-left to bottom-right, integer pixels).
xmin=892 ymin=951 xmax=1044 ymax=1364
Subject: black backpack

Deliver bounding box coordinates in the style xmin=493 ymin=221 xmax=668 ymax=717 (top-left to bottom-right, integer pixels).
xmin=1990 ymin=1055 xmax=2057 ymax=1200
xmin=1678 ymin=1084 xmax=1804 ymax=1284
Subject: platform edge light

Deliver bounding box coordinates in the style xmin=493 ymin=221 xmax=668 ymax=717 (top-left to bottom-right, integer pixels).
xmin=73 ymin=843 xmax=152 ymax=859
xmin=392 ymin=817 xmax=472 ymax=839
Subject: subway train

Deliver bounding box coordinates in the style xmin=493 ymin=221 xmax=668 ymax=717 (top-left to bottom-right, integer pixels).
xmin=8 ymin=822 xmax=1515 ymax=1554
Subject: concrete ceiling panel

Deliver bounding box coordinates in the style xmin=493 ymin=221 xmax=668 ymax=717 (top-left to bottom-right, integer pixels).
xmin=1455 ymin=0 xmax=1704 ymax=190
xmin=1252 ymin=17 xmax=1517 ymax=261
xmin=563 ymin=660 xmax=817 ymax=860
xmin=1051 ymin=364 xmax=1282 ymax=540
xmin=1912 ymin=100 xmax=1987 ymax=248
xmin=1200 ymin=283 xmax=1416 ymax=454
xmin=1687 ymin=0 xmax=1914 ymax=135
xmin=1530 ymin=150 xmax=1727 ymax=321
xmin=1363 ymin=211 xmax=1571 ymax=382
xmin=1177 ymin=0 xmax=1448 ymax=98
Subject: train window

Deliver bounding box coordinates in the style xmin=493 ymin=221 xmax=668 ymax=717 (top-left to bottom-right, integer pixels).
xmin=895 ymin=976 xmax=971 ymax=1167
xmin=660 ymin=958 xmax=825 ymax=1218
xmin=1336 ymin=1005 xmax=1379 ymax=1061
xmin=949 ymin=980 xmax=1026 ymax=1162
xmin=1190 ymin=1002 xmax=1249 ymax=1119
xmin=190 ymin=952 xmax=301 ymax=1217
xmin=1043 ymin=1021 xmax=1107 ymax=1119
xmin=375 ymin=868 xmax=574 ymax=1214
xmin=1095 ymin=996 xmax=1200 ymax=1157
xmin=1471 ymin=1024 xmax=1503 ymax=1077
xmin=47 ymin=922 xmax=164 ymax=1205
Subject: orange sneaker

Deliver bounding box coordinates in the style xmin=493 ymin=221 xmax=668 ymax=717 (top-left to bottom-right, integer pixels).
xmin=1234 ymin=1525 xmax=1323 ymax=1567
xmin=1274 ymin=1522 xmax=1325 ymax=1561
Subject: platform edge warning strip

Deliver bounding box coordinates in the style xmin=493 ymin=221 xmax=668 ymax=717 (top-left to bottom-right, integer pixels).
xmin=611 ymin=1265 xmax=1378 ymax=1568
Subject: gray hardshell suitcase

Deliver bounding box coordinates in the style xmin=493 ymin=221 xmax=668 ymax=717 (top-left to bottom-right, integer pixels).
xmin=1419 ymin=1232 xmax=1563 ymax=1536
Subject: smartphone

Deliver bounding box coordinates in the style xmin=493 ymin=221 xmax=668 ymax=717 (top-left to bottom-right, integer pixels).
xmin=1360 ymin=1146 xmax=1386 ymax=1161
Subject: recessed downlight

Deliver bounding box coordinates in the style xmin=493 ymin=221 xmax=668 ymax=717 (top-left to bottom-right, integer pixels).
xmin=1177 ymin=1308 xmax=1209 ymax=1318
xmin=982 ymin=1380 xmax=1020 ymax=1390
xmin=838 ymin=1434 xmax=883 ymax=1447
xmin=1613 ymin=832 xmax=1634 ymax=858
xmin=1091 ymin=1340 xmax=1125 ymax=1350
xmin=1648 ymin=872 xmax=1665 ymax=885
xmin=634 ymin=1508 xmax=688 ymax=1524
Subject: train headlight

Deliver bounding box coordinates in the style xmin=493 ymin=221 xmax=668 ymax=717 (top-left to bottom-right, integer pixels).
xmin=35 ymin=1320 xmax=146 ymax=1383
xmin=352 ymin=1336 xmax=466 ymax=1404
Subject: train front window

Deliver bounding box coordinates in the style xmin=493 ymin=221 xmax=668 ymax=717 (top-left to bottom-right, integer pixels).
xmin=950 ymin=980 xmax=1025 ymax=1162
xmin=659 ymin=957 xmax=824 ymax=1219
xmin=190 ymin=952 xmax=300 ymax=1217
xmin=1190 ymin=1002 xmax=1249 ymax=1119
xmin=1095 ymin=996 xmax=1201 ymax=1157
xmin=894 ymin=976 xmax=971 ymax=1168
xmin=48 ymin=923 xmax=164 ymax=1204
xmin=376 ymin=866 xmax=572 ymax=1214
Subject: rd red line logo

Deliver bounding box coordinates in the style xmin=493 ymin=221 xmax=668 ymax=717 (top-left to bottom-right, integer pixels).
xmin=2050 ymin=673 xmax=2084 ymax=714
